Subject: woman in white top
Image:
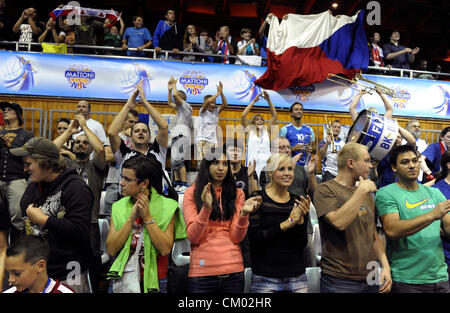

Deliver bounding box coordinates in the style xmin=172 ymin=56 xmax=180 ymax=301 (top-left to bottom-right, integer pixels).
xmin=241 ymin=91 xmax=277 ymax=181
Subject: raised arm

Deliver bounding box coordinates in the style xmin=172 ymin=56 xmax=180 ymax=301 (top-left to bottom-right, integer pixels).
xmin=167 ymin=77 xmax=178 ymax=110
xmin=53 ymin=119 xmax=80 ymax=150
xmin=398 ymin=126 xmax=416 ymax=147
xmin=376 ymin=89 xmax=394 ymax=119
xmin=75 ymin=114 xmax=105 ymax=165
xmin=136 ymin=84 xmax=169 ymax=148
xmin=349 ymin=90 xmax=369 ymax=121
xmin=241 ymin=93 xmax=261 ymax=128
xmin=12 ymin=10 xmax=27 ymax=33
xmin=108 ymin=90 xmax=139 ymax=153
xmin=264 ymin=91 xmax=277 ymax=137
xmin=217 ymin=82 xmax=228 ymax=113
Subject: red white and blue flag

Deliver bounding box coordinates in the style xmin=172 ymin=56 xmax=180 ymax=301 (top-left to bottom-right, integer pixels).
xmin=49 ymin=6 xmax=119 ymax=26
xmin=255 ymin=10 xmax=369 ymax=90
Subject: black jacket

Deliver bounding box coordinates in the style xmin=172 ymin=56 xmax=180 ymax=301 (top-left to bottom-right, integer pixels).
xmin=20 ymin=169 xmax=93 ymax=281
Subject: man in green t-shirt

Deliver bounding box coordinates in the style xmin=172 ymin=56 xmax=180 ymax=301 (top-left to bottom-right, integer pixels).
xmin=375 ymin=145 xmax=450 ymax=293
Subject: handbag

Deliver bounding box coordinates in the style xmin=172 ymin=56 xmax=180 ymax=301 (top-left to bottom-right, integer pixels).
xmin=112 ymin=232 xmax=144 ymax=293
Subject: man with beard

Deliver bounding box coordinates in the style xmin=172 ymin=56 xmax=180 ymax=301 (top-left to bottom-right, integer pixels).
xmin=53 ymin=114 xmax=106 ymax=292
xmin=279 ymin=102 xmax=315 ymax=166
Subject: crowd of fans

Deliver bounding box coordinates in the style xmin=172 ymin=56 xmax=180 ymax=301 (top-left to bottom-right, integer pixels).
xmin=0 ymin=71 xmax=449 ymax=293
xmin=0 ymin=2 xmax=445 ymax=73
xmin=0 ymin=2 xmax=449 ymax=295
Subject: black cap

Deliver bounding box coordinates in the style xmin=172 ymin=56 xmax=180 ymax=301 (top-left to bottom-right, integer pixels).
xmin=0 ymin=101 xmax=24 ymax=126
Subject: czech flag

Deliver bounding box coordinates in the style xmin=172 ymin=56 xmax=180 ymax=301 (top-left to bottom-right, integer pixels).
xmin=49 ymin=6 xmax=119 ymax=27
xmin=254 ymin=10 xmax=369 ymax=90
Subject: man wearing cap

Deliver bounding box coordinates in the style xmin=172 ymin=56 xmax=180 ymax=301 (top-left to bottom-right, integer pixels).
xmin=11 ymin=137 xmax=93 ymax=293
xmin=0 ymin=101 xmax=34 ymax=240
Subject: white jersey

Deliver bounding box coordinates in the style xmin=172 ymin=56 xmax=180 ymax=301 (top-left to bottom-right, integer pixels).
xmin=246 ymin=127 xmax=271 ymax=180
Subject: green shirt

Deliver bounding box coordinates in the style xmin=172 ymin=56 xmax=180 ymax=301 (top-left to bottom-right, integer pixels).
xmin=375 ymin=183 xmax=448 ymax=284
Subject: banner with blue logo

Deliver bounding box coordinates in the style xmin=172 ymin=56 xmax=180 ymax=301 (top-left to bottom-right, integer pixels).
xmin=0 ymin=50 xmax=449 ymax=120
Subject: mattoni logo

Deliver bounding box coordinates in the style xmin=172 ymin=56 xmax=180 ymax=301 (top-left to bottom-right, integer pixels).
xmin=65 ymin=65 xmax=96 ymax=90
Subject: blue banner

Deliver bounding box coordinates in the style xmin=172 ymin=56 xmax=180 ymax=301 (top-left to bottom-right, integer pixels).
xmin=0 ymin=51 xmax=449 ymax=120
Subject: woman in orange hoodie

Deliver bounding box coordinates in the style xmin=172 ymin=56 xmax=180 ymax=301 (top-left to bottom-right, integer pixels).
xmin=183 ymin=151 xmax=261 ymax=293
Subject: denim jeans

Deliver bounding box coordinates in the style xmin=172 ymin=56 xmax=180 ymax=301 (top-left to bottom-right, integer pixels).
xmin=250 ymin=273 xmax=308 ymax=293
xmin=0 ymin=179 xmax=28 ymax=231
xmin=320 ymin=273 xmax=379 ymax=293
xmin=188 ymin=272 xmax=244 ymax=293
xmin=103 ymin=183 xmax=120 ymax=221
xmin=391 ymin=280 xmax=450 ymax=293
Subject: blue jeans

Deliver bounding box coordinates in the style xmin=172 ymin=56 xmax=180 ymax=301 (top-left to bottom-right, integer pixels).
xmin=251 ymin=273 xmax=308 ymax=293
xmin=104 ymin=183 xmax=120 ymax=221
xmin=188 ymin=272 xmax=244 ymax=293
xmin=320 ymin=273 xmax=379 ymax=293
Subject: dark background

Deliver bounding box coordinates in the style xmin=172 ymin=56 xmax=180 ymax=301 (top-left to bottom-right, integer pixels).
xmin=3 ymin=0 xmax=449 ymax=72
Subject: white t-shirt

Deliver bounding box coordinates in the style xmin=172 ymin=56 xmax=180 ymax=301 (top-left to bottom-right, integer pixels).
xmin=172 ymin=100 xmax=193 ymax=138
xmin=73 ymin=118 xmax=107 ymax=145
xmin=322 ymin=137 xmax=345 ymax=177
xmin=195 ymin=107 xmax=219 ymax=145
xmin=402 ymin=138 xmax=428 ymax=153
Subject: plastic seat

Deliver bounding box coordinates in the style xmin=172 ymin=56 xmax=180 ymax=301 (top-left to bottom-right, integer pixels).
xmin=99 ymin=191 xmax=106 ymax=217
xmin=171 ymin=238 xmax=191 ymax=267
xmin=98 ymin=218 xmax=110 ymax=265
xmin=243 ymin=267 xmax=252 ymax=293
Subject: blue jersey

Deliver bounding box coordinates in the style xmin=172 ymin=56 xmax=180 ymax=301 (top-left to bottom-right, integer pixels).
xmin=280 ymin=123 xmax=315 ymax=166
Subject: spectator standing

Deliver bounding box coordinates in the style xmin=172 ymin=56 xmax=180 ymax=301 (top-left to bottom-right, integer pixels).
xmin=183 ymin=24 xmax=206 ymax=61
xmin=12 ymin=137 xmax=93 ymax=293
xmin=383 ymin=31 xmax=419 ymax=75
xmin=103 ymin=109 xmax=138 ymax=221
xmin=319 ymin=120 xmax=345 ymax=182
xmin=213 ymin=26 xmax=238 ymax=64
xmin=12 ymin=7 xmax=44 ymax=48
xmin=241 ymin=91 xmax=277 ymax=180
xmin=404 ymin=119 xmax=428 ymax=153
xmin=106 ymin=154 xmax=186 ymax=293
xmin=103 ymin=13 xmax=125 ymax=53
xmin=122 ymin=15 xmax=152 ymax=57
xmin=314 ymin=143 xmax=392 ymax=293
xmin=153 ymin=9 xmax=183 ymax=58
xmin=195 ymin=82 xmax=227 ymax=164
xmin=236 ymin=27 xmax=260 ymax=65
xmin=199 ymin=29 xmax=215 ymax=62
xmin=38 ymin=18 xmax=59 ymax=44
xmin=248 ymin=153 xmax=311 ymax=293
xmin=279 ymin=102 xmax=315 ymax=166
xmin=415 ymin=59 xmax=435 ymax=80
xmin=0 ymin=101 xmax=33 ymax=240
xmin=182 ymin=151 xmax=259 ymax=293
xmin=375 ymin=145 xmax=450 ymax=293
xmin=168 ymin=77 xmax=192 ymax=193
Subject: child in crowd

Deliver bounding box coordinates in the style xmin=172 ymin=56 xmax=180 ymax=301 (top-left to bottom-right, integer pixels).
xmin=4 ymin=235 xmax=74 ymax=293
xmin=195 ymin=81 xmax=227 ymax=166
xmin=168 ymin=76 xmax=193 ymax=193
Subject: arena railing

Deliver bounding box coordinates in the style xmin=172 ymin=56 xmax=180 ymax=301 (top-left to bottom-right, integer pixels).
xmin=1 ymin=40 xmax=449 ymax=79
xmin=22 ymin=107 xmax=45 ymax=137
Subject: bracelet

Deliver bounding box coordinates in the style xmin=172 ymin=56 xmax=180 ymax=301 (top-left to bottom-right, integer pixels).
xmin=144 ymin=219 xmax=155 ymax=226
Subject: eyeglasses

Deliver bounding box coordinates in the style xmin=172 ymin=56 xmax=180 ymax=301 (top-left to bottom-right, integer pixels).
xmin=120 ymin=175 xmax=138 ymax=183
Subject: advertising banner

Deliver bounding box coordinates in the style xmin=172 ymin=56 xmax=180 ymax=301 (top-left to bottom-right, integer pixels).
xmin=0 ymin=51 xmax=449 ymax=120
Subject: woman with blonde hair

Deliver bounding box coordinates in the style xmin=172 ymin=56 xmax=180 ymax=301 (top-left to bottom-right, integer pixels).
xmin=241 ymin=91 xmax=277 ymax=180
xmin=248 ymin=153 xmax=311 ymax=293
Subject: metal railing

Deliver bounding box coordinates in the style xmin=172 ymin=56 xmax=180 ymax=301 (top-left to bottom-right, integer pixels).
xmin=22 ymin=107 xmax=44 ymax=137
xmin=47 ymin=109 xmax=118 ymax=140
xmin=1 ymin=40 xmax=449 ymax=78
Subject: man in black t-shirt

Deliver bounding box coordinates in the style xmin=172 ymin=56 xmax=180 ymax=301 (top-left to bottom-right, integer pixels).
xmin=0 ymin=101 xmax=33 ymax=238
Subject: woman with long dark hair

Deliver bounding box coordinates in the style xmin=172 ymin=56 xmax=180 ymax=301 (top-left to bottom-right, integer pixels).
xmin=183 ymin=151 xmax=260 ymax=293
xmin=106 ymin=154 xmax=186 ymax=293
xmin=248 ymin=153 xmax=311 ymax=293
